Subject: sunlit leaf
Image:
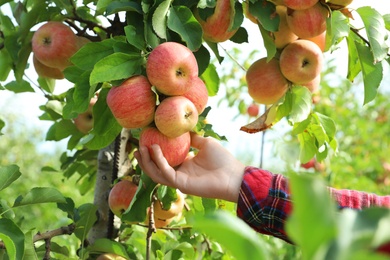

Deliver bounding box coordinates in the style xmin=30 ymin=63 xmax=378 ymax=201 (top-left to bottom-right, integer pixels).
xmin=13 ymin=187 xmax=67 ymax=207
xmin=298 ymin=131 xmax=317 ymax=163
xmin=106 ymin=1 xmax=142 ymax=15
xmin=152 ymin=0 xmax=171 ymax=40
xmin=74 ymin=203 xmax=98 ymax=241
xmin=193 ymin=210 xmax=269 ymax=259
xmin=0 ymin=164 xmax=21 ymax=191
xmin=0 ymin=218 xmax=24 ymax=260
xmin=86 ymin=238 xmax=130 ymax=259
xmin=248 ymin=0 xmax=278 ymax=32
xmin=288 ymin=86 xmax=312 ymax=124
xmin=200 ymin=63 xmax=219 ymax=96
xmin=70 ymin=40 xmax=116 ymax=70
xmin=167 ymin=6 xmax=203 ymax=51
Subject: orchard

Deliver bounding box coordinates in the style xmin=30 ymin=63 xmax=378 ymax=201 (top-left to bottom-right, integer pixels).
xmin=0 ymin=0 xmax=390 ymax=259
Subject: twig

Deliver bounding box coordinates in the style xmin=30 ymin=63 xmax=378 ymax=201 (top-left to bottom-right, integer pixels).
xmin=146 ymin=195 xmax=157 ymax=260
xmin=43 ymin=239 xmax=51 ymax=260
xmin=0 ymin=223 xmax=75 ymax=249
xmin=219 ymin=44 xmax=248 ymax=72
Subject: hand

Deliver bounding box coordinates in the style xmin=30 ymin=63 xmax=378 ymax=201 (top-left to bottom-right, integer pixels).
xmin=134 ymin=132 xmax=246 ymax=202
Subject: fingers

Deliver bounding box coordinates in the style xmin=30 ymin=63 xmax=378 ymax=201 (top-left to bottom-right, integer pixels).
xmin=190 ymin=132 xmax=210 ymax=150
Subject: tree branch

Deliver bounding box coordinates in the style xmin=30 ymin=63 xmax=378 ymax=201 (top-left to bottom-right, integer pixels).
xmin=0 ymin=223 xmax=75 ymax=249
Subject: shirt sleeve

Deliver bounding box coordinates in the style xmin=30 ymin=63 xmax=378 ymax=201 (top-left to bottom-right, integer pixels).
xmin=236 ymin=166 xmax=390 ymax=243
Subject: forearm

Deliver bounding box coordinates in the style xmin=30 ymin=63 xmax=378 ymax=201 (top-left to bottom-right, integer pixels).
xmin=328 ymin=187 xmax=390 ymax=209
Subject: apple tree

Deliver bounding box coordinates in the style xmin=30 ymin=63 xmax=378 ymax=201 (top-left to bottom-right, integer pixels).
xmin=0 ymin=0 xmax=390 ymax=259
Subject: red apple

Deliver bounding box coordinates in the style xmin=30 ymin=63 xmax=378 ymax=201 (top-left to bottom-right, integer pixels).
xmin=32 ymin=21 xmax=79 ymax=71
xmin=139 ymin=127 xmax=191 ymax=167
xmin=194 ymin=0 xmax=238 ymax=43
xmin=154 ymin=96 xmax=198 ymax=138
xmin=247 ymin=103 xmax=260 ymax=117
xmin=302 ymin=74 xmax=321 ymax=93
xmin=182 ymin=77 xmax=209 ymax=114
xmin=279 ymin=39 xmax=323 ymax=85
xmin=304 ymin=30 xmax=327 ymax=52
xmin=146 ymin=42 xmax=198 ymax=96
xmin=107 ymin=75 xmax=156 ymax=129
xmin=286 ymin=2 xmax=329 ymax=39
xmin=321 ymin=0 xmax=353 ymax=8
xmin=272 ymin=5 xmax=299 ymax=49
xmin=108 ymin=179 xmax=138 ymax=217
xmin=32 ymin=54 xmax=64 ymax=79
xmin=76 ymin=35 xmax=90 ymax=49
xmin=74 ymin=97 xmax=97 ymax=134
xmin=301 ymin=158 xmax=316 ymax=169
xmin=246 ymin=57 xmax=289 ymax=105
xmin=283 ymin=0 xmax=319 ymax=10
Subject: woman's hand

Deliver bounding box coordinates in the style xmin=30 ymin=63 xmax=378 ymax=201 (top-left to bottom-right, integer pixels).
xmin=134 ymin=132 xmax=245 ymax=202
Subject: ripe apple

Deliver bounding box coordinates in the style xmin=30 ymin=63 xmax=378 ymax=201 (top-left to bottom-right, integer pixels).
xmin=146 ymin=42 xmax=198 ymax=96
xmin=32 ymin=21 xmax=79 ymax=71
xmin=76 ymin=36 xmax=90 ymax=49
xmin=271 ymin=5 xmax=298 ymax=49
xmin=182 ymin=77 xmax=209 ymax=114
xmin=279 ymin=39 xmax=323 ymax=85
xmin=301 ymin=158 xmax=315 ymax=169
xmin=247 ymin=103 xmax=260 ymax=117
xmin=108 ymin=179 xmax=138 ymax=217
xmin=107 ymin=75 xmax=156 ymax=129
xmin=74 ymin=97 xmax=97 ymax=134
xmin=286 ymin=2 xmax=329 ymax=39
xmin=139 ymin=127 xmax=191 ymax=167
xmin=246 ymin=57 xmax=289 ymax=105
xmin=194 ymin=0 xmax=238 ymax=43
xmin=154 ymin=96 xmax=198 ymax=138
xmin=302 ymin=74 xmax=321 ymax=93
xmin=32 ymin=54 xmax=64 ymax=79
xmin=153 ymin=190 xmax=185 ymax=220
xmin=96 ymin=253 xmax=127 ymax=260
xmin=304 ymin=30 xmax=327 ymax=52
xmin=145 ymin=208 xmax=178 ymax=228
xmin=283 ymin=0 xmax=319 ymax=10
xmin=321 ymin=0 xmax=353 ymax=8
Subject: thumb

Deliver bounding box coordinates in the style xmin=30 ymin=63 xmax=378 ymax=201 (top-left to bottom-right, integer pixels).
xmin=190 ymin=132 xmax=210 ymax=150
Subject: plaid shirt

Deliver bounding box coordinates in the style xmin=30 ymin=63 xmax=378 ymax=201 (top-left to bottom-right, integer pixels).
xmin=237 ymin=166 xmax=390 ymax=245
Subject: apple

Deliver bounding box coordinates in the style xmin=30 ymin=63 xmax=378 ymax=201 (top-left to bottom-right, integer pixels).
xmin=145 ymin=208 xmax=178 ymax=228
xmin=107 ymin=75 xmax=156 ymax=129
xmin=74 ymin=97 xmax=97 ymax=134
xmin=32 ymin=21 xmax=79 ymax=71
xmin=32 ymin=54 xmax=64 ymax=79
xmin=108 ymin=179 xmax=138 ymax=217
xmin=246 ymin=57 xmax=289 ymax=105
xmin=271 ymin=5 xmax=298 ymax=49
xmin=154 ymin=96 xmax=198 ymax=138
xmin=182 ymin=77 xmax=209 ymax=114
xmin=194 ymin=0 xmax=238 ymax=43
xmin=302 ymin=74 xmax=321 ymax=93
xmin=283 ymin=0 xmax=319 ymax=10
xmin=286 ymin=2 xmax=329 ymax=39
xmin=279 ymin=39 xmax=323 ymax=85
xmin=321 ymin=0 xmax=353 ymax=8
xmin=153 ymin=190 xmax=185 ymax=220
xmin=76 ymin=36 xmax=90 ymax=49
xmin=247 ymin=103 xmax=260 ymax=117
xmin=146 ymin=42 xmax=198 ymax=96
xmin=304 ymin=30 xmax=327 ymax=52
xmin=139 ymin=126 xmax=191 ymax=167
xmin=96 ymin=253 xmax=127 ymax=260
xmin=301 ymin=158 xmax=315 ymax=169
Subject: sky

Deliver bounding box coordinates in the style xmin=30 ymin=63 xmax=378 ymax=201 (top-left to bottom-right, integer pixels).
xmin=1 ymin=1 xmax=389 ymax=171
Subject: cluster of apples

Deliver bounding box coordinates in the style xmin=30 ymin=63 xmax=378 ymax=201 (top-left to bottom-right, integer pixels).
xmin=108 ymin=178 xmax=186 ymax=228
xmin=245 ymin=0 xmax=353 ymax=105
xmin=107 ymin=42 xmax=208 ymax=167
xmin=31 ymin=21 xmax=89 ymax=80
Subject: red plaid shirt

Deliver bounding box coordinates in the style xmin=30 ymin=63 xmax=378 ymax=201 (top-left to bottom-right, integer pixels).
xmin=236 ymin=166 xmax=390 ymax=251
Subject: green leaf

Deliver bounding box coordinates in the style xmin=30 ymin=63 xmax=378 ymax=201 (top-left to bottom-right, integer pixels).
xmin=167 ymin=5 xmax=203 ymax=51
xmin=37 ymin=77 xmax=56 ymax=94
xmin=356 ymin=7 xmax=389 ymax=63
xmin=201 ymin=198 xmax=217 ymax=213
xmin=0 ymin=165 xmax=21 ymax=191
xmin=298 ymin=131 xmax=317 ymax=163
xmin=124 ymin=25 xmax=146 ymax=50
xmin=285 ymin=173 xmax=337 ymax=260
xmin=0 ymin=49 xmax=13 ymax=81
xmin=258 ymin=23 xmax=277 ymax=61
xmin=346 ymin=31 xmax=362 ymax=81
xmin=248 ymin=0 xmax=278 ymax=32
xmin=105 ymin=1 xmax=142 ymax=15
xmin=193 ymin=44 xmax=211 ymax=75
xmin=193 ymin=210 xmax=269 ymax=259
xmin=4 ymin=80 xmax=34 ymax=93
xmin=289 ymin=86 xmax=312 ymax=124
xmin=326 ymin=10 xmax=349 ymax=51
xmin=314 ymin=112 xmax=336 ymax=139
xmin=200 ymin=63 xmax=219 ymax=96
xmin=46 ymin=119 xmax=78 ymax=141
xmin=0 ymin=218 xmax=24 ymax=260
xmin=90 ymin=52 xmax=144 ymax=86
xmin=13 ymin=187 xmax=66 ymax=207
xmin=74 ymin=203 xmax=98 ymax=241
xmin=229 ymin=27 xmax=248 ymax=44
xmin=23 ymin=230 xmax=39 ymax=260
xmin=122 ymin=173 xmax=157 ymax=223
xmin=292 ymin=114 xmax=312 ymax=135
xmin=87 ymin=238 xmax=130 ymax=259
xmin=70 ymin=40 xmax=115 ymax=71
xmin=355 ymin=41 xmax=383 ymax=104
xmin=0 ymin=118 xmax=4 ymax=135
xmin=152 ymin=0 xmax=171 ymax=40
